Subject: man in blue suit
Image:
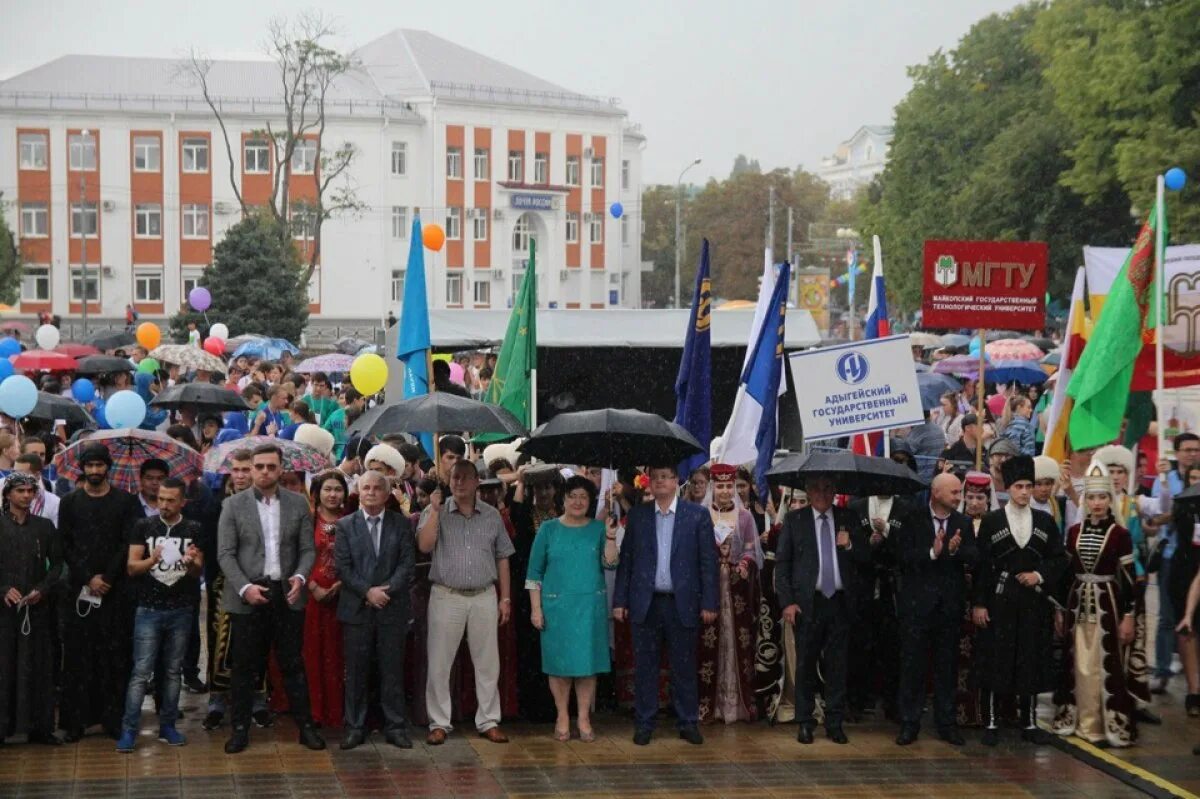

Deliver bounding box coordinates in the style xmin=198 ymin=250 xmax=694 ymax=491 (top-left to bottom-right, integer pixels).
xmin=613 ymin=464 xmax=718 ymax=746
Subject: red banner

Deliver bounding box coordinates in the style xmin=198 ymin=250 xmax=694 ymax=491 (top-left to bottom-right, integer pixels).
xmin=922 ymin=240 xmax=1049 ymax=330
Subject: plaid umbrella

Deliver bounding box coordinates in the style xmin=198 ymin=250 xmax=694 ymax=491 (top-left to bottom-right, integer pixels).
xmin=53 ymin=429 xmax=204 ymax=493
xmin=55 ymin=343 xmax=100 ymax=358
xmin=149 ymin=344 xmax=227 ymax=374
xmin=204 ymin=436 xmax=331 ymax=475
xmin=294 ymin=353 xmax=354 ymax=374
xmin=12 ymin=349 xmax=78 ymax=372
xmin=984 ymin=339 xmax=1043 ymax=361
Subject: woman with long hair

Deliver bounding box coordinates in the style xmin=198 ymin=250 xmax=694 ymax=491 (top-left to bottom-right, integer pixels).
xmin=935 ymin=393 xmax=963 ymax=445
xmin=1170 ymin=467 xmax=1200 ymax=718
xmin=304 ymin=470 xmax=350 ymax=728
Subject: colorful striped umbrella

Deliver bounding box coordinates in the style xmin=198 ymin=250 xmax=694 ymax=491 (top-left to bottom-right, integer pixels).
xmin=53 ymin=428 xmax=204 ymax=493
xmin=984 ymin=338 xmax=1044 ymax=362
xmin=294 ymin=353 xmax=354 ymax=374
xmin=204 ymin=435 xmax=331 ymax=475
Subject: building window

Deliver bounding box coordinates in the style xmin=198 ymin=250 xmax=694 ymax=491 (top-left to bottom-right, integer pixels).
xmin=622 ymin=159 xmax=630 ymax=190
xmin=182 ymin=204 xmax=209 ymax=239
xmin=21 ymin=266 xmax=50 ymax=302
xmin=290 ymin=207 xmax=317 ymax=240
xmin=589 ymin=213 xmax=603 ymax=243
xmin=473 ymin=211 xmax=488 ymax=241
xmin=134 ymin=204 xmax=162 ymax=238
xmin=182 ymin=137 xmax=209 ymax=173
xmin=513 ymin=215 xmax=531 ymax=253
xmin=473 ymin=148 xmax=489 ymax=180
xmin=565 ymin=156 xmax=580 ymax=186
xmin=621 ymin=215 xmax=630 ymax=246
xmin=133 ymin=268 xmax=163 ymax=303
xmin=391 ymin=270 xmax=405 ymax=303
xmin=19 ymin=203 xmax=48 ymax=238
xmin=445 ymin=207 xmax=461 ymax=240
xmin=446 ymin=272 xmax=463 ymax=306
xmin=565 ymin=212 xmax=579 ymax=243
xmin=291 ymin=139 xmax=316 ymax=174
xmin=70 ymin=202 xmax=98 ymax=238
xmin=19 ymin=133 xmax=47 ymax=170
xmin=590 ymin=157 xmax=604 ymax=187
xmin=391 ymin=141 xmax=407 ymax=176
xmin=446 ymin=147 xmax=462 ymax=179
xmin=473 ymin=279 xmax=491 ymax=307
xmin=181 ymin=268 xmax=203 ymax=300
xmin=133 ymin=136 xmax=160 ymax=172
xmin=70 ymin=267 xmax=99 ymax=302
xmin=244 ymin=139 xmax=270 ymax=174
xmin=307 ymin=269 xmax=320 ymax=304
xmin=534 ymin=152 xmax=548 ymax=184
xmin=392 ymin=206 xmax=408 ymax=239
xmin=507 ymin=150 xmax=523 ymax=182
xmin=69 ymin=134 xmax=97 ymax=171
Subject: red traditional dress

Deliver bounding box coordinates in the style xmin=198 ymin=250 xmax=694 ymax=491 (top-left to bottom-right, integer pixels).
xmin=304 ymin=511 xmax=345 ymax=728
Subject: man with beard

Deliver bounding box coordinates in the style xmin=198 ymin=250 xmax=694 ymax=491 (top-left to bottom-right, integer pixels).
xmin=0 ymin=473 xmax=64 ymax=745
xmin=58 ymin=446 xmax=142 ymax=741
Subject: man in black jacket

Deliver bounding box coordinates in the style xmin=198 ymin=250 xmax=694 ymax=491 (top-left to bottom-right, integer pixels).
xmin=775 ymin=476 xmax=869 ymax=744
xmin=895 ymin=473 xmax=978 ymax=745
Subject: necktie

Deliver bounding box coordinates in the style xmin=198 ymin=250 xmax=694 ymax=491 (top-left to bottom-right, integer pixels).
xmin=937 ymin=517 xmax=945 ymax=537
xmin=369 ymin=517 xmax=380 ymax=556
xmin=818 ymin=514 xmax=836 ymax=598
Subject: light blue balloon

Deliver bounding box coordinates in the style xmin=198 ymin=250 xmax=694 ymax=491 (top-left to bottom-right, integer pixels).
xmin=0 ymin=361 xmax=13 ymax=381
xmin=610 ymin=201 xmax=624 ymax=219
xmin=105 ymin=389 xmax=147 ymax=429
xmin=0 ymin=375 xmax=38 ymax=419
xmin=0 ymin=338 xmax=20 ymax=358
xmin=72 ymin=378 xmax=96 ymax=403
xmin=1166 ymin=167 xmax=1188 ymax=192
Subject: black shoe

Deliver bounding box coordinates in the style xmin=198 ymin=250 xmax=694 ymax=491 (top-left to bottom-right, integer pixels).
xmin=340 ymin=729 xmax=367 ymax=750
xmin=632 ymin=729 xmax=652 ymax=746
xmin=1151 ymin=676 xmax=1169 ymax=695
xmin=299 ymin=724 xmax=326 ymax=751
xmin=61 ymin=728 xmax=82 ymax=744
xmin=827 ymin=727 xmax=849 ymax=745
xmin=896 ymin=726 xmax=919 ymax=746
xmin=252 ymin=709 xmax=274 ymax=728
xmin=27 ymin=731 xmax=61 ymax=746
xmin=385 ymin=730 xmax=412 ymax=749
xmin=1135 ymin=707 xmax=1162 ymax=725
xmin=937 ymin=727 xmax=965 ymax=746
xmin=797 ymin=725 xmax=814 ymax=744
xmin=225 ymin=729 xmax=249 ymax=754
xmin=981 ymin=728 xmax=999 ymax=747
xmin=183 ymin=676 xmax=207 ymax=694
xmin=678 ymin=727 xmax=703 ymax=745
xmin=202 ymin=711 xmax=223 ymax=731
xmin=1021 ymin=727 xmax=1051 ymax=745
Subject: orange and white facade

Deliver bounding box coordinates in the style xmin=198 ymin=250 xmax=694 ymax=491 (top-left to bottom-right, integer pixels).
xmin=0 ymin=29 xmax=647 ymax=322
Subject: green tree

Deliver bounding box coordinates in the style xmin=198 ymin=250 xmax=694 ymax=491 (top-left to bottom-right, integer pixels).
xmin=730 ymin=154 xmax=762 ymax=177
xmin=638 ymin=184 xmax=678 ymax=307
xmin=169 ymin=211 xmax=309 ymax=342
xmin=0 ymin=199 xmax=20 ymax=305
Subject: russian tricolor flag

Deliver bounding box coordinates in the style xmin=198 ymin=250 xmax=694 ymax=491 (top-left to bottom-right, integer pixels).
xmin=864 ymin=238 xmax=889 ymax=339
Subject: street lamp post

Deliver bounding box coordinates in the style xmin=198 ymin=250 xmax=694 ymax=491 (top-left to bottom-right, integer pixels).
xmin=674 ymin=157 xmax=701 ymax=308
xmin=79 ymin=129 xmax=91 ymax=339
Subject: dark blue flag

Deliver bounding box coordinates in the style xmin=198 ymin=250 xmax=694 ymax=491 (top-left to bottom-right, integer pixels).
xmin=674 ymin=239 xmax=713 ymax=479
xmin=742 ymin=261 xmax=789 ymax=501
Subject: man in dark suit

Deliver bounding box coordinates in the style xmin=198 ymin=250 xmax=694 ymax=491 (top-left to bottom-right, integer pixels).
xmin=335 ymin=469 xmax=416 ymax=750
xmin=775 ymin=475 xmax=869 ymax=744
xmin=895 ymin=472 xmax=978 ymax=745
xmin=613 ymin=464 xmax=718 ymax=746
xmin=216 ymin=443 xmax=324 ymax=754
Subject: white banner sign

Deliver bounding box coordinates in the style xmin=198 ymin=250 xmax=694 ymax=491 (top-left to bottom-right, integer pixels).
xmin=1085 ymin=244 xmax=1200 ymax=354
xmin=789 ymin=334 xmax=925 ymax=442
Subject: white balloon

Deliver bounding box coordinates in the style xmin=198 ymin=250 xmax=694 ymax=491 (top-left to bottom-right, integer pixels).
xmin=35 ymin=324 xmax=60 ymax=351
xmin=209 ymin=323 xmax=230 ymax=341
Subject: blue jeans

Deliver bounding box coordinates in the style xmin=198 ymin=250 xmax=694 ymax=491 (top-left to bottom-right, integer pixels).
xmin=1156 ymin=558 xmax=1176 ymax=677
xmin=122 ymin=606 xmax=192 ymax=730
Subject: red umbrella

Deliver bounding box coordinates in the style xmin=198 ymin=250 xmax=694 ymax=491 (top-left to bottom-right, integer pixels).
xmin=0 ymin=321 xmax=30 ymax=333
xmin=55 ymin=342 xmax=100 ymax=358
xmin=12 ymin=349 xmax=78 ymax=372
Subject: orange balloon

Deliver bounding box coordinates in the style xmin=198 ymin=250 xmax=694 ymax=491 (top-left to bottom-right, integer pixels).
xmin=423 ymin=224 xmax=446 ymax=252
xmin=136 ymin=322 xmax=161 ymax=350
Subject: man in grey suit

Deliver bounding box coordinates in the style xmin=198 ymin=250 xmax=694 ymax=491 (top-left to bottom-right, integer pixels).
xmin=334 ymin=469 xmax=416 ymax=750
xmin=217 ymin=443 xmax=325 ymax=754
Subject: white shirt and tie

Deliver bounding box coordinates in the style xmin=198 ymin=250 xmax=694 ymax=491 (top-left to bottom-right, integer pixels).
xmin=929 ymin=508 xmax=952 ymax=560
xmin=812 ymin=507 xmax=844 ymax=595
xmin=237 ymin=490 xmax=306 ymax=597
xmin=363 ymin=508 xmax=383 ymax=555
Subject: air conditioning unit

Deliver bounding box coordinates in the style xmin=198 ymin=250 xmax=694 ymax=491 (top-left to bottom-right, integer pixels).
xmin=583 ymin=147 xmax=594 ymax=159
xmin=608 ymin=273 xmax=620 ymax=285
xmin=214 ymin=201 xmax=231 ymax=215
xmin=492 ymin=208 xmax=505 ymax=221
xmin=559 ymin=269 xmax=570 ymax=282
xmin=101 ymin=200 xmax=116 ymax=212
xmin=551 ymin=197 xmax=561 ymax=210
xmin=101 ymin=266 xmax=114 ymax=277
xmin=490 ymin=269 xmax=504 ymax=281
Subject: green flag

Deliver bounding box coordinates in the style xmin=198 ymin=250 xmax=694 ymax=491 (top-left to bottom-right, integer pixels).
xmin=1067 ymin=206 xmax=1163 ymax=449
xmin=479 ymin=239 xmax=538 ymax=441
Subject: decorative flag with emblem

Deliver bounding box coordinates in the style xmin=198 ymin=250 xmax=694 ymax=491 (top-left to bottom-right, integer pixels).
xmin=396 ymin=214 xmax=434 ymax=457
xmin=480 ymin=238 xmax=538 ymax=442
xmin=1042 ymin=267 xmax=1085 ymax=461
xmin=674 ymin=239 xmax=712 ymax=478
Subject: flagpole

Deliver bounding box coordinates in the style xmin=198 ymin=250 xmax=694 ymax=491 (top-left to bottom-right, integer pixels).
xmin=1155 ymin=173 xmax=1166 ymax=456
xmin=427 ymin=349 xmax=440 ymax=467
xmin=975 ymin=328 xmax=987 ymax=472
xmin=874 ymin=234 xmax=890 ymax=459
xmin=530 ymin=367 xmax=538 ymax=429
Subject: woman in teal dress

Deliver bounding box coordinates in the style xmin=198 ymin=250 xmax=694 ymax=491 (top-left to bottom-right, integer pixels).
xmin=526 ymin=475 xmax=620 ymax=742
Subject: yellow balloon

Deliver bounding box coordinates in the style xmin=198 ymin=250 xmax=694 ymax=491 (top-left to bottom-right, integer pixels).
xmin=350 ymin=353 xmax=388 ymax=396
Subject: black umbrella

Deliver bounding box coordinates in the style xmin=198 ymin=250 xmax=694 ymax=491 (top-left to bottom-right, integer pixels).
xmin=85 ymin=329 xmax=137 ymax=351
xmin=74 ymin=354 xmax=135 ymax=376
xmin=334 ymin=336 xmax=372 ymax=356
xmin=348 ymin=392 xmax=527 ymax=438
xmin=150 ymin=382 xmax=251 ymax=412
xmin=767 ymin=451 xmax=927 ymax=496
xmin=517 ymin=408 xmax=703 ymax=468
xmin=29 ymin=391 xmax=96 ymax=427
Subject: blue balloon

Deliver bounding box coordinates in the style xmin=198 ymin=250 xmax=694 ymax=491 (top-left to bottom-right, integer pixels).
xmin=105 ymin=389 xmax=147 ymax=429
xmin=610 ymin=202 xmax=623 ymax=219
xmin=0 ymin=361 xmax=13 ymax=381
xmin=0 ymin=338 xmax=20 ymax=358
xmin=1166 ymin=167 xmax=1188 ymax=192
xmin=0 ymin=375 xmax=37 ymax=419
xmin=72 ymin=378 xmax=96 ymax=403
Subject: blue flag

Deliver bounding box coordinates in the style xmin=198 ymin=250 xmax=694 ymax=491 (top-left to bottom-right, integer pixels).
xmin=742 ymin=261 xmax=789 ymax=501
xmin=674 ymin=239 xmax=712 ymax=478
xmin=396 ymin=215 xmax=433 ymax=458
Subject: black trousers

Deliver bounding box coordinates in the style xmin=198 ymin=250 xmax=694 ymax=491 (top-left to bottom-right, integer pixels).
xmin=794 ymin=591 xmax=850 ymax=729
xmin=849 ymin=594 xmax=900 ymax=714
xmin=60 ymin=588 xmax=132 ymax=735
xmin=898 ymin=604 xmax=959 ymax=731
xmin=229 ymin=583 xmax=310 ymax=732
xmin=183 ymin=601 xmax=202 ymax=681
xmin=343 ymin=615 xmax=407 ymax=732
xmin=0 ymin=605 xmax=55 ymax=736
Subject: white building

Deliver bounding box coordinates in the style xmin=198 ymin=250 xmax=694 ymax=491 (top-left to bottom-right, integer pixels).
xmin=0 ymin=29 xmax=647 ymax=329
xmin=816 ymin=125 xmax=892 ymax=200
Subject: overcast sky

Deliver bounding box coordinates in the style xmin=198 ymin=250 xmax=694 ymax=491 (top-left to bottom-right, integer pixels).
xmin=2 ymin=0 xmax=1022 ymax=185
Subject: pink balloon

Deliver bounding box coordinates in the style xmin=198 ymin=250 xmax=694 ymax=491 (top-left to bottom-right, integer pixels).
xmin=448 ymin=362 xmax=466 ymax=386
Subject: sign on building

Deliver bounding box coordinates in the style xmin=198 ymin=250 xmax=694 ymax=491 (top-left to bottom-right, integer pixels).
xmin=921 ymin=240 xmax=1048 ymax=330
xmin=510 ymin=194 xmax=556 ymax=211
